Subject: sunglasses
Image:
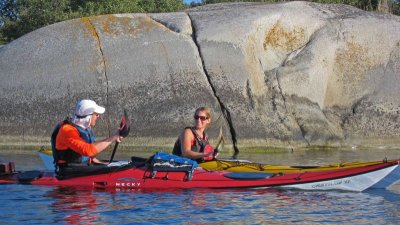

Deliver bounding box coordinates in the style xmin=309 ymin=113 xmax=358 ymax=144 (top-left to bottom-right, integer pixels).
xmin=92 ymin=113 xmax=100 ymax=117
xmin=194 ymin=115 xmax=208 ymax=121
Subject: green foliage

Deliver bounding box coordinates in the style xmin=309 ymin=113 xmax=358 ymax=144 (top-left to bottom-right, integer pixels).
xmin=0 ymin=0 xmax=18 ymax=22
xmin=0 ymin=0 xmax=17 ymax=40
xmin=138 ymin=0 xmax=185 ymax=12
xmin=5 ymin=0 xmax=74 ymax=40
xmin=79 ymin=0 xmax=144 ymax=16
xmin=390 ymin=0 xmax=400 ymax=14
xmin=0 ymin=34 xmax=7 ymax=44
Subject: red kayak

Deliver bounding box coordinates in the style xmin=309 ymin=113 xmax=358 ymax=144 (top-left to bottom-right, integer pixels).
xmin=1 ymin=158 xmax=399 ymax=192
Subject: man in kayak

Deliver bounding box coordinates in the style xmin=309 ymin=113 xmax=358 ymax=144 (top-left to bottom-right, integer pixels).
xmin=172 ymin=107 xmax=216 ymax=162
xmin=51 ymin=99 xmax=123 ymax=177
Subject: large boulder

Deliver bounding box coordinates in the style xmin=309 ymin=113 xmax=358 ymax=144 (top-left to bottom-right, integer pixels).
xmin=0 ymin=2 xmax=399 ymax=151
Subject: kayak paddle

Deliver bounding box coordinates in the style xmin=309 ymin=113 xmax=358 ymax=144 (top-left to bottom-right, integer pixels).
xmin=213 ymin=126 xmax=225 ymax=158
xmin=109 ymin=109 xmax=131 ymax=163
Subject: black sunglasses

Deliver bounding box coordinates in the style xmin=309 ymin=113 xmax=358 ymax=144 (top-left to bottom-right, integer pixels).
xmin=194 ymin=115 xmax=208 ymax=121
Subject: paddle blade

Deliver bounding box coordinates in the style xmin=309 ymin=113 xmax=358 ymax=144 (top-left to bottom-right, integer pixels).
xmin=118 ymin=109 xmax=130 ymax=138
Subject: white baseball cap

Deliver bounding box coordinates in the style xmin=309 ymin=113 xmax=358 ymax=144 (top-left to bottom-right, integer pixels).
xmin=75 ymin=99 xmax=105 ymax=117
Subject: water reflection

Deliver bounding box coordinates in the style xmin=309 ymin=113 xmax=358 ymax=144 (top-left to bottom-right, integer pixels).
xmin=45 ymin=187 xmax=102 ymax=225
xmin=0 ymin=184 xmax=398 ymax=225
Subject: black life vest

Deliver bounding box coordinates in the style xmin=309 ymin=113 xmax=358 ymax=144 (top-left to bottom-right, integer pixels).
xmin=51 ymin=118 xmax=95 ymax=169
xmin=172 ymin=127 xmax=209 ymax=158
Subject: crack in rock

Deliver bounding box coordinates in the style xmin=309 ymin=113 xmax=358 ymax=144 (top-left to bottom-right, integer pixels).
xmin=186 ymin=12 xmax=240 ymax=158
xmin=83 ymin=17 xmax=110 ymax=133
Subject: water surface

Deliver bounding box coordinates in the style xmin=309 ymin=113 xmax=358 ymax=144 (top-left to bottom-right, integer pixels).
xmin=0 ymin=148 xmax=399 ymax=224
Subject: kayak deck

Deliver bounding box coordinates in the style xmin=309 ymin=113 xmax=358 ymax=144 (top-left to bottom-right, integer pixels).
xmin=199 ymin=159 xmax=397 ymax=173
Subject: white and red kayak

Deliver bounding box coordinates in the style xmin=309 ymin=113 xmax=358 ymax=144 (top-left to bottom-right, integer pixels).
xmin=0 ymin=158 xmax=399 ymax=192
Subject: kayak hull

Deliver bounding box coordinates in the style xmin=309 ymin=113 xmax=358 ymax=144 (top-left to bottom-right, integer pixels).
xmin=280 ymin=163 xmax=398 ymax=191
xmin=1 ymin=160 xmax=399 ymax=192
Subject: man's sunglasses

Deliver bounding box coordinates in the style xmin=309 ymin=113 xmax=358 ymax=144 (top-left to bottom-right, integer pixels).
xmin=194 ymin=115 xmax=208 ymax=121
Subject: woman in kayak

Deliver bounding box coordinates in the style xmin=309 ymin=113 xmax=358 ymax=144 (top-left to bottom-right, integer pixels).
xmin=172 ymin=107 xmax=216 ymax=162
xmin=51 ymin=99 xmax=123 ymax=176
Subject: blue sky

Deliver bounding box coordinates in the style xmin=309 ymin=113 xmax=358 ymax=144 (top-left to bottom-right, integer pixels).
xmin=183 ymin=0 xmax=202 ymax=4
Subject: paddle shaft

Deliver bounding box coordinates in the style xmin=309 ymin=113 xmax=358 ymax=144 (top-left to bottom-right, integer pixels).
xmin=215 ymin=137 xmax=224 ymax=150
xmin=213 ymin=131 xmax=225 ymax=158
xmin=109 ymin=142 xmax=119 ymax=163
xmin=108 ymin=109 xmax=130 ymax=163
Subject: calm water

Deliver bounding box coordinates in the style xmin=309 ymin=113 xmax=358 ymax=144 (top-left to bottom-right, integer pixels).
xmin=1 ymin=148 xmax=400 ymax=225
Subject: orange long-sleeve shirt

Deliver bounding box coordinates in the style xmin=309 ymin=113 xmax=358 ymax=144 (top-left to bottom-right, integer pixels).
xmin=55 ymin=124 xmax=98 ymax=157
